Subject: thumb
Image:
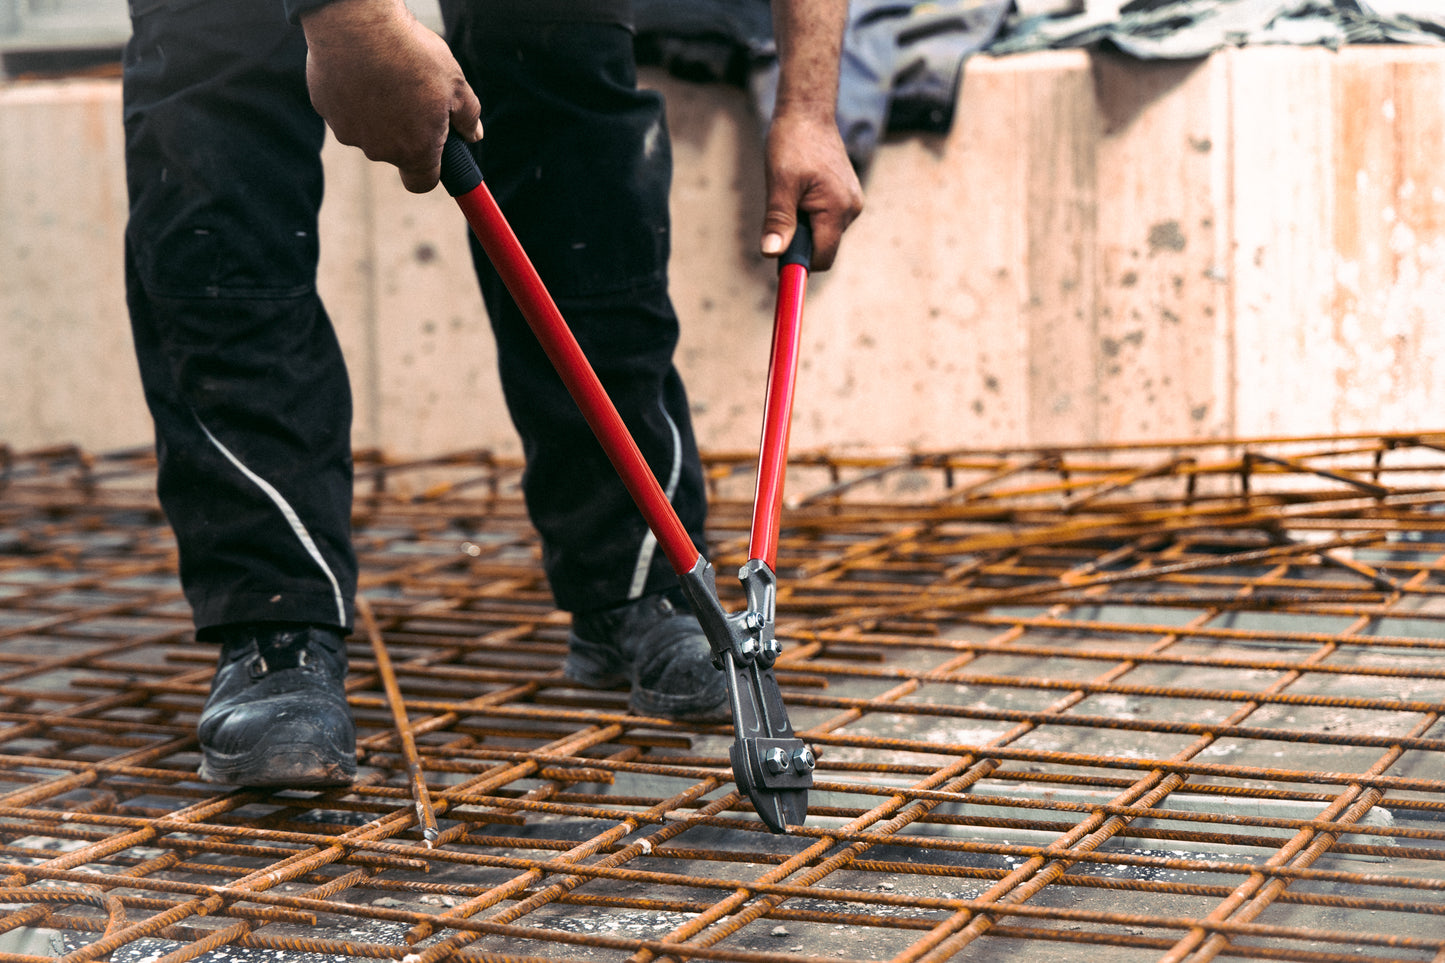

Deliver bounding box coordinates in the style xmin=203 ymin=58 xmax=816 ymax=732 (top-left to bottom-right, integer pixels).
xmin=451 ymin=88 xmax=484 ymax=143
xmin=760 ymin=207 xmax=798 ymax=259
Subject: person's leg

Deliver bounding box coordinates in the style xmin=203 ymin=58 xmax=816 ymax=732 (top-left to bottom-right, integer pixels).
xmin=445 ymin=0 xmax=724 ymax=720
xmin=124 ymin=0 xmax=355 ymax=783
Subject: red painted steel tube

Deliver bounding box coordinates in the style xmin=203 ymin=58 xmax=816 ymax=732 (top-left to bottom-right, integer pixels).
xmin=442 ymin=146 xmax=701 ymax=576
xmin=748 ymin=260 xmax=809 ymax=569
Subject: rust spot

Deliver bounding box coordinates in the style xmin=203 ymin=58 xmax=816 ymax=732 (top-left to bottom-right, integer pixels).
xmin=1101 ymin=330 xmax=1145 ymax=357
xmin=1147 ymin=221 xmax=1187 ymax=256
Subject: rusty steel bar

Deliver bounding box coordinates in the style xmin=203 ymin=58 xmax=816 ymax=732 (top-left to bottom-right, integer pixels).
xmin=357 ymin=595 xmax=440 ymax=846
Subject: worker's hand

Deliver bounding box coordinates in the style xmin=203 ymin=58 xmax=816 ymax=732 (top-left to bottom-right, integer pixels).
xmin=761 ymin=0 xmax=862 ymax=271
xmin=302 ymin=0 xmax=482 ymax=193
xmin=761 ymin=109 xmax=863 ymax=272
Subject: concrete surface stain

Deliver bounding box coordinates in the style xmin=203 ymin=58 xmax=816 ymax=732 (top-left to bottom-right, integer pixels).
xmin=1147 ymin=220 xmax=1188 ymax=256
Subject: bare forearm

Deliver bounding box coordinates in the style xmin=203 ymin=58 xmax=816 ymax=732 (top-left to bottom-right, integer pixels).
xmin=771 ymin=0 xmax=849 ymax=123
xmin=761 ymin=0 xmax=861 ymax=270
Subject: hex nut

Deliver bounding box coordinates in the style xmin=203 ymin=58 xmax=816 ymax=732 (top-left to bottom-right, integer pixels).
xmin=763 ymin=747 xmax=789 ymax=775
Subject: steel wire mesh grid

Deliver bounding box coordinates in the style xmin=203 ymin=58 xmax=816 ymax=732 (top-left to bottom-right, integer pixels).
xmin=0 ymin=432 xmax=1442 ymax=963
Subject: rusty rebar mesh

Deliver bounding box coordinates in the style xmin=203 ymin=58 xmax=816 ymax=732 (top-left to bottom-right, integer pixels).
xmin=0 ymin=432 xmax=1443 ymax=963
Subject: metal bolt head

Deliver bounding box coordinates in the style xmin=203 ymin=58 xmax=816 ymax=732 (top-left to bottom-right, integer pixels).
xmin=791 ymin=747 xmax=816 ymax=773
xmin=739 ymin=636 xmax=759 ymax=659
xmin=763 ymin=747 xmax=789 ymax=775
xmin=761 ymin=637 xmax=782 ymax=660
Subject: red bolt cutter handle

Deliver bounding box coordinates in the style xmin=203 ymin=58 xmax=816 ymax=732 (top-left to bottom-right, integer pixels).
xmin=440 ymin=134 xmax=813 ymax=833
xmin=750 ymin=222 xmax=810 ymax=571
xmin=438 ymin=139 xmax=701 ymax=577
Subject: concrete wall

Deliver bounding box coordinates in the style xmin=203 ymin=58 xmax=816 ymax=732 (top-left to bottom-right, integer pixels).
xmin=3 ymin=46 xmax=1444 ymax=457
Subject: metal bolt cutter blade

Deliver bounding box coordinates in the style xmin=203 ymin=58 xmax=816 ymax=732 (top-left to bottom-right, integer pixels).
xmin=439 ymin=134 xmax=815 ymax=833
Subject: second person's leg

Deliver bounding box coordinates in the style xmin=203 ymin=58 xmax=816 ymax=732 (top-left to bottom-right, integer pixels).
xmin=445 ymin=0 xmax=725 ymax=720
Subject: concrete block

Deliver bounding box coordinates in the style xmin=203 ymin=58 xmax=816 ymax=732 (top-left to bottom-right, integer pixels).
xmin=816 ymin=53 xmax=1035 ymax=452
xmin=0 ymin=79 xmax=145 ymax=452
xmin=1229 ymin=47 xmax=1340 ymax=437
xmin=1231 ymin=46 xmax=1445 ymax=437
xmin=6 ymin=46 xmax=1445 ymax=460
xmin=1090 ymin=52 xmax=1232 ymax=442
xmin=1327 ymin=46 xmax=1445 ymax=433
xmin=1018 ymin=52 xmax=1103 ymax=446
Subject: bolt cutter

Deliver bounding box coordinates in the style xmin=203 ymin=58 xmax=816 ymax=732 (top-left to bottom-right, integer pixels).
xmin=439 ymin=133 xmax=814 ymax=833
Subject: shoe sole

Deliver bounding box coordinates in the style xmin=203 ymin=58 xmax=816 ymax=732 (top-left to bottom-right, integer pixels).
xmin=199 ymin=745 xmax=356 ymax=788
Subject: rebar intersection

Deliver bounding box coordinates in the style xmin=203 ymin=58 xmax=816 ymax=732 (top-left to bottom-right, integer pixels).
xmin=0 ymin=433 xmax=1442 ymax=962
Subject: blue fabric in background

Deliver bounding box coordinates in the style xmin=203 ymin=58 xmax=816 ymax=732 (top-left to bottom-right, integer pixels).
xmin=634 ymin=0 xmax=1012 ymax=172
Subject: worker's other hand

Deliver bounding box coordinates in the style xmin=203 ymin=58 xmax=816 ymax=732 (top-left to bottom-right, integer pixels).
xmin=760 ymin=110 xmax=863 ymax=272
xmin=303 ymin=0 xmax=482 ymax=193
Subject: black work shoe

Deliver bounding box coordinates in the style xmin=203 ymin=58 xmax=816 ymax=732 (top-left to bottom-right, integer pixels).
xmin=197 ymin=623 xmax=357 ymax=788
xmin=565 ymin=592 xmax=731 ymax=723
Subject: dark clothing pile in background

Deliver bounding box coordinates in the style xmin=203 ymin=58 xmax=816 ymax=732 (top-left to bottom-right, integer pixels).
xmin=634 ymin=0 xmax=1445 ymax=172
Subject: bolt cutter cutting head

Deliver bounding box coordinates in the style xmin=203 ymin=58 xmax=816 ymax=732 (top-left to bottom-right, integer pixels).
xmin=678 ymin=557 xmax=813 ymax=834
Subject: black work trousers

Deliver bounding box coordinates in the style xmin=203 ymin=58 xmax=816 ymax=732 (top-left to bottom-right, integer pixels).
xmin=122 ymin=0 xmax=708 ymax=633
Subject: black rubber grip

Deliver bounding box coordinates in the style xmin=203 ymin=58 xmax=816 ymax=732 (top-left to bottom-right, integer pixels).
xmin=440 ymin=132 xmax=483 ymax=197
xmin=779 ymin=215 xmax=813 ymax=271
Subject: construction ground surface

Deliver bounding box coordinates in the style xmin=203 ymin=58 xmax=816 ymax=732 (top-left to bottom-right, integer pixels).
xmin=0 ymin=432 xmax=1443 ymax=962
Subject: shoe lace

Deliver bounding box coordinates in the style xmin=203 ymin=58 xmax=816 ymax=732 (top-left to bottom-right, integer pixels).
xmin=247 ymin=644 xmax=314 ymax=680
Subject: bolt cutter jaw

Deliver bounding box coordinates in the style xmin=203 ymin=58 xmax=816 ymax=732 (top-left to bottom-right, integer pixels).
xmin=678 ymin=557 xmax=813 ymax=834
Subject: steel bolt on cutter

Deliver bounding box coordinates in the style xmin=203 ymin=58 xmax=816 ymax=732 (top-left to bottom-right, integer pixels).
xmin=439 ymin=133 xmax=815 ymax=833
